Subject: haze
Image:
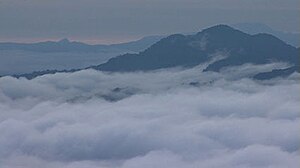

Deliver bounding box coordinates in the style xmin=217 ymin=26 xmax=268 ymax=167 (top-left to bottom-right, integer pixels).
xmin=0 ymin=0 xmax=299 ymax=43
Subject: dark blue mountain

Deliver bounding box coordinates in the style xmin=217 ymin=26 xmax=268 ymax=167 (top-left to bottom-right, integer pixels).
xmin=94 ymin=25 xmax=299 ymax=73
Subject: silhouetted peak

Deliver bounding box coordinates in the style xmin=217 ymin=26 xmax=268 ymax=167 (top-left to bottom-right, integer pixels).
xmin=162 ymin=34 xmax=186 ymax=43
xmin=197 ymin=24 xmax=246 ymax=37
xmin=58 ymin=38 xmax=70 ymax=44
xmin=201 ymin=25 xmax=236 ymax=33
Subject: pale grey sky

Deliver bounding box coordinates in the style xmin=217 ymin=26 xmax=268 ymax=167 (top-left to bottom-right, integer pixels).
xmin=0 ymin=0 xmax=299 ymax=44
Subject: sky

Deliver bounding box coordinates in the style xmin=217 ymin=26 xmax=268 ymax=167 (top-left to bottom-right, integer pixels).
xmin=0 ymin=0 xmax=299 ymax=43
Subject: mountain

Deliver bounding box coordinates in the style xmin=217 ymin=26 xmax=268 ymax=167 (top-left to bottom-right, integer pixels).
xmin=6 ymin=25 xmax=300 ymax=80
xmin=232 ymin=23 xmax=300 ymax=47
xmin=94 ymin=25 xmax=299 ymax=73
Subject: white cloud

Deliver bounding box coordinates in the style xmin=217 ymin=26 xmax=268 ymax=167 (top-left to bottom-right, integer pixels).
xmin=0 ymin=64 xmax=299 ymax=167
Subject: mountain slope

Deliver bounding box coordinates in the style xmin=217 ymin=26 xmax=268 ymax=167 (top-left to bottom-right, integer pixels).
xmin=94 ymin=34 xmax=209 ymax=71
xmin=110 ymin=35 xmax=164 ymax=52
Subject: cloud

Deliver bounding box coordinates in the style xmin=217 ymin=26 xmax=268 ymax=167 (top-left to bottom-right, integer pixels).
xmin=0 ymin=64 xmax=299 ymax=167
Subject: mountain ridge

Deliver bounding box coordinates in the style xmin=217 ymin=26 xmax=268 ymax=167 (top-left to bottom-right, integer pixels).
xmin=95 ymin=25 xmax=298 ymax=73
xmin=232 ymin=22 xmax=300 ymax=47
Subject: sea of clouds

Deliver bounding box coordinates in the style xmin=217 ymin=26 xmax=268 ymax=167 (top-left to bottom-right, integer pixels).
xmin=0 ymin=63 xmax=299 ymax=168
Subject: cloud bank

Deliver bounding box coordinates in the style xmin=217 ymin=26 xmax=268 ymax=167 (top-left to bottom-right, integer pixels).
xmin=0 ymin=64 xmax=299 ymax=168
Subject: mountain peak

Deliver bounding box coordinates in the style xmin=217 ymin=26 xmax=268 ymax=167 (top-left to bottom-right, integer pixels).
xmin=58 ymin=38 xmax=70 ymax=44
xmin=199 ymin=25 xmax=238 ymax=34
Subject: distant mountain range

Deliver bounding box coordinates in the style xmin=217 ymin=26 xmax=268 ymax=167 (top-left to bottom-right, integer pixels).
xmin=4 ymin=25 xmax=300 ymax=80
xmin=0 ymin=35 xmax=163 ymax=75
xmin=0 ymin=35 xmax=163 ymax=53
xmin=232 ymin=22 xmax=300 ymax=47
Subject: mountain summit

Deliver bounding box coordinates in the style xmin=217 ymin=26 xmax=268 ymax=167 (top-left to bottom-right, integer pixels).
xmin=94 ymin=25 xmax=298 ymax=72
xmin=58 ymin=38 xmax=71 ymax=44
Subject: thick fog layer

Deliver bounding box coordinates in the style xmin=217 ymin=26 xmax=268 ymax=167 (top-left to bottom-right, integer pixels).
xmin=0 ymin=64 xmax=299 ymax=168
